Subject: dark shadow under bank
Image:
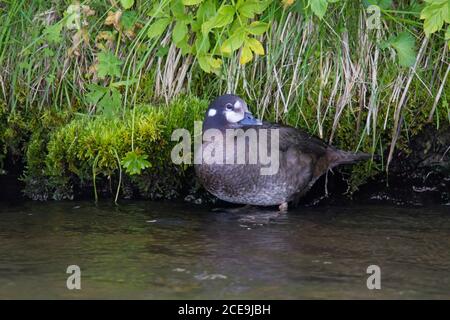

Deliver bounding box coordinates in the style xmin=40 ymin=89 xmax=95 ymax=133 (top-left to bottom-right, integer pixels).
xmin=1 ymin=124 xmax=449 ymax=207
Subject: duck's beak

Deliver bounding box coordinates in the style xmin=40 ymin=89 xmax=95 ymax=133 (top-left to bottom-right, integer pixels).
xmin=238 ymin=112 xmax=262 ymax=125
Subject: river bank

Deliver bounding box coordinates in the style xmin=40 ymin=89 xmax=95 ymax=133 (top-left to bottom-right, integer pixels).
xmin=1 ymin=110 xmax=448 ymax=206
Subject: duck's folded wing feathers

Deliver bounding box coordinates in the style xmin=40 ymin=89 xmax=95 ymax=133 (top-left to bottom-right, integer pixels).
xmin=244 ymin=122 xmax=329 ymax=155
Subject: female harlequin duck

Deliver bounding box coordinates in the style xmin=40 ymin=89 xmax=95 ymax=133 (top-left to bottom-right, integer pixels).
xmin=195 ymin=94 xmax=372 ymax=211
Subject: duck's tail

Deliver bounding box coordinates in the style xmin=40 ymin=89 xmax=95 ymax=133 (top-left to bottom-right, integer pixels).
xmin=327 ymin=149 xmax=375 ymax=168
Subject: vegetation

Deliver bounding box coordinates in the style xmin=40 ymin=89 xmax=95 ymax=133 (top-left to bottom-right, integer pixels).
xmin=0 ymin=0 xmax=448 ymax=201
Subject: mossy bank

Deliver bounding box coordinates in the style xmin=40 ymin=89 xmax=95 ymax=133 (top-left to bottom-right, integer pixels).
xmin=1 ymin=96 xmax=449 ymax=205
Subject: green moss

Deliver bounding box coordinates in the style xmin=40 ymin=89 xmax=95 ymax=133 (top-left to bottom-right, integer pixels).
xmin=22 ymin=96 xmax=208 ymax=200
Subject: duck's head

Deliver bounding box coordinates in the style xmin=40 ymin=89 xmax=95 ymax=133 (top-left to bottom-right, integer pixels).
xmin=203 ymin=94 xmax=262 ymax=131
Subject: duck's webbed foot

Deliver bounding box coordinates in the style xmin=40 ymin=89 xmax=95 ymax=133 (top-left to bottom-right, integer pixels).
xmin=211 ymin=204 xmax=255 ymax=214
xmin=278 ymin=202 xmax=288 ymax=213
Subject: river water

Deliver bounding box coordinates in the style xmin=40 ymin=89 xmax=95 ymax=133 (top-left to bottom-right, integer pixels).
xmin=0 ymin=201 xmax=449 ymax=299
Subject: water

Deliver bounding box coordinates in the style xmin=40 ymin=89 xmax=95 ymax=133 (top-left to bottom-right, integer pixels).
xmin=0 ymin=201 xmax=449 ymax=299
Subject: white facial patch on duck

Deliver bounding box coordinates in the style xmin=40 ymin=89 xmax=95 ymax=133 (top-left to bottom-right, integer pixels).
xmin=208 ymin=109 xmax=217 ymax=117
xmin=224 ymin=100 xmax=245 ymax=123
xmin=225 ymin=110 xmax=244 ymax=123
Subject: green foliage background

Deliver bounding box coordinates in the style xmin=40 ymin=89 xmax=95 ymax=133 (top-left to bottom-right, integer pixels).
xmin=0 ymin=0 xmax=448 ymax=200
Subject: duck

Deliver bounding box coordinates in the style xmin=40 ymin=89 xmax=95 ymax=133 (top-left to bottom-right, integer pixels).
xmin=195 ymin=94 xmax=372 ymax=211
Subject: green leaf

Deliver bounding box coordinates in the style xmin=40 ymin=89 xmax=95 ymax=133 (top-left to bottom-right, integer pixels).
xmin=420 ymin=1 xmax=448 ymax=36
xmin=309 ymin=0 xmax=328 ymax=19
xmin=121 ymin=150 xmax=151 ymax=175
xmin=148 ymin=3 xmax=171 ymax=19
xmin=237 ymin=0 xmax=263 ymax=19
xmin=97 ymin=51 xmax=123 ymax=79
xmin=44 ymin=23 xmax=63 ymax=44
xmin=197 ymin=54 xmax=211 ymax=73
xmin=209 ymin=57 xmax=222 ymax=69
xmin=120 ymin=0 xmax=134 ymax=10
xmin=156 ymin=46 xmax=170 ymax=57
xmin=389 ymin=32 xmax=417 ymax=67
xmin=172 ymin=21 xmax=188 ymax=43
xmin=171 ymin=0 xmax=189 ymax=20
xmin=182 ymin=0 xmax=204 ymax=5
xmin=247 ymin=37 xmax=265 ymax=55
xmin=121 ymin=11 xmax=139 ymax=30
xmin=239 ymin=0 xmax=272 ymax=15
xmin=147 ymin=17 xmax=171 ymax=39
xmin=86 ymin=84 xmax=108 ymax=105
xmin=175 ymin=36 xmax=192 ymax=55
xmin=240 ymin=44 xmax=253 ymax=64
xmin=247 ymin=21 xmax=269 ymax=35
xmin=195 ymin=33 xmax=210 ymax=54
xmin=98 ymin=87 xmax=122 ymax=117
xmin=197 ymin=54 xmax=222 ymax=73
xmin=220 ymin=28 xmax=246 ymax=54
xmin=196 ymin=0 xmax=216 ymax=24
xmin=201 ymin=5 xmax=235 ymax=34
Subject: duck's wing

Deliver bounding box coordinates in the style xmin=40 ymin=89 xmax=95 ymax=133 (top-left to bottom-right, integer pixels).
xmin=244 ymin=122 xmax=329 ymax=155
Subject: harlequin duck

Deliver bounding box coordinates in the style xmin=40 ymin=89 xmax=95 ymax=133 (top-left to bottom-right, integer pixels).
xmin=195 ymin=94 xmax=372 ymax=211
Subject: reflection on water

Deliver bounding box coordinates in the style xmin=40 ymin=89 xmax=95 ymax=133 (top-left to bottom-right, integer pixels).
xmin=0 ymin=201 xmax=449 ymax=299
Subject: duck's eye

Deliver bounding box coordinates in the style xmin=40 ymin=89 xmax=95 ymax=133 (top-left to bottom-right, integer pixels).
xmin=225 ymin=103 xmax=233 ymax=111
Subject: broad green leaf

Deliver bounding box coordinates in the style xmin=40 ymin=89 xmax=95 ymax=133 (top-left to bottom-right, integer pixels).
xmin=171 ymin=0 xmax=188 ymax=20
xmin=97 ymin=51 xmax=123 ymax=79
xmin=240 ymin=44 xmax=253 ymax=64
xmin=247 ymin=21 xmax=269 ymax=35
xmin=176 ymin=36 xmax=192 ymax=55
xmin=389 ymin=32 xmax=417 ymax=67
xmin=197 ymin=54 xmax=211 ymax=72
xmin=310 ymin=0 xmax=328 ymax=19
xmin=98 ymin=88 xmax=122 ymax=117
xmin=86 ymin=84 xmax=108 ymax=105
xmin=247 ymin=37 xmax=265 ymax=55
xmin=196 ymin=0 xmax=216 ymax=24
xmin=42 ymin=47 xmax=55 ymax=58
xmin=148 ymin=3 xmax=170 ymax=19
xmin=220 ymin=29 xmax=246 ymax=54
xmin=156 ymin=46 xmax=170 ymax=57
xmin=197 ymin=54 xmax=222 ymax=73
xmin=182 ymin=0 xmax=204 ymax=5
xmin=173 ymin=21 xmax=188 ymax=43
xmin=195 ymin=33 xmax=210 ymax=53
xmin=238 ymin=0 xmax=260 ymax=19
xmin=121 ymin=11 xmax=139 ymax=30
xmin=201 ymin=5 xmax=235 ymax=34
xmin=420 ymin=1 xmax=448 ymax=36
xmin=120 ymin=0 xmax=134 ymax=10
xmin=208 ymin=56 xmax=222 ymax=70
xmin=147 ymin=18 xmax=171 ymax=39
xmin=121 ymin=150 xmax=151 ymax=175
xmin=237 ymin=0 xmax=270 ymax=18
xmin=44 ymin=23 xmax=63 ymax=44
